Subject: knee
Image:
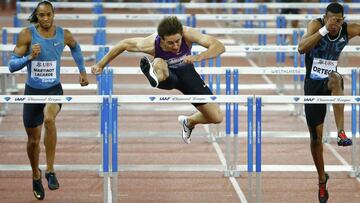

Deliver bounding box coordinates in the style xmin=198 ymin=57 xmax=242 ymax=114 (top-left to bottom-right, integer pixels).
xmin=310 ymin=130 xmax=322 ymax=145
xmin=28 ymin=134 xmax=41 ymax=146
xmin=153 ymin=58 xmax=169 ymax=80
xmin=43 ymin=116 xmax=55 ymax=128
xmin=328 ymin=72 xmax=343 ymax=91
xmin=212 ymin=111 xmax=223 ymax=124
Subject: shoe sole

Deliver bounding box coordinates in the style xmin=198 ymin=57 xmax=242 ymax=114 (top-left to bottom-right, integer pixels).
xmin=140 ymin=57 xmax=158 ymax=87
xmin=337 ymin=140 xmax=352 ymax=147
xmin=48 ymin=186 xmax=59 ymax=190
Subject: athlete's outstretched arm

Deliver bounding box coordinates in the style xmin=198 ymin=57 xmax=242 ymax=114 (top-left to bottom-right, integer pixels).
xmin=8 ymin=28 xmax=39 ymax=72
xmin=91 ymin=34 xmax=155 ymax=75
xmin=183 ymin=27 xmax=225 ymax=63
xmin=64 ymin=29 xmax=89 ymax=86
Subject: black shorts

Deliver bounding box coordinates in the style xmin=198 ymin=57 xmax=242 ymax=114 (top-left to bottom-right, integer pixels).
xmin=304 ymin=76 xmax=344 ymax=128
xmin=23 ymin=83 xmax=63 ymax=128
xmin=157 ymin=64 xmax=213 ymax=106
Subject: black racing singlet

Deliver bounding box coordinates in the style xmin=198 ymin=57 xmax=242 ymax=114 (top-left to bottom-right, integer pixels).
xmin=305 ymin=18 xmax=348 ymax=80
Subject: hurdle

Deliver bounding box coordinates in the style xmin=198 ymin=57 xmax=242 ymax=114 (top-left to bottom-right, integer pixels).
xmin=0 ymin=95 xmax=115 ymax=203
xmin=1 ymin=92 xmax=359 ymax=203
xmin=251 ymin=95 xmax=360 ymax=203
xmin=0 ymin=66 xmax=358 ymax=122
xmin=16 ymin=2 xmax=360 ymax=10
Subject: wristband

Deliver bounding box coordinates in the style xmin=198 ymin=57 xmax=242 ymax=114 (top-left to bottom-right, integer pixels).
xmin=318 ymin=26 xmax=329 ymax=37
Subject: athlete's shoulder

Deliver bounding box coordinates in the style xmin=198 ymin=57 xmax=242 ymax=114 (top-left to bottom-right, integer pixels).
xmin=346 ymin=23 xmax=360 ymax=39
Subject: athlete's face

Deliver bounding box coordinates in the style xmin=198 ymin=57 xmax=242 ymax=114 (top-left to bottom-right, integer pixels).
xmin=324 ymin=11 xmax=344 ymax=37
xmin=36 ymin=4 xmax=54 ymax=29
xmin=162 ymin=34 xmax=182 ymax=54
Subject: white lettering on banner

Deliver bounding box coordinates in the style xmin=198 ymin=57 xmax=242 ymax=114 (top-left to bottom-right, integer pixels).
xmin=26 ymin=97 xmax=63 ymax=102
xmin=316 ymin=97 xmax=351 ymax=103
xmin=270 ymin=69 xmax=302 ymax=74
xmin=31 ymin=61 xmax=56 ymax=82
xmin=310 ymin=57 xmax=337 ymax=80
xmin=171 ymin=96 xmax=207 ymax=101
xmin=166 ymin=55 xmax=187 ymax=69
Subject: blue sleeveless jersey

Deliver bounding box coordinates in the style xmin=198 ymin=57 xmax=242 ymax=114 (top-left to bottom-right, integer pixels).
xmin=26 ymin=25 xmax=64 ymax=89
xmin=305 ymin=18 xmax=348 ymax=80
xmin=154 ymin=35 xmax=191 ymax=69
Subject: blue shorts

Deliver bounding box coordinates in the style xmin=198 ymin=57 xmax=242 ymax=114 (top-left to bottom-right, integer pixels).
xmin=23 ymin=83 xmax=63 ymax=128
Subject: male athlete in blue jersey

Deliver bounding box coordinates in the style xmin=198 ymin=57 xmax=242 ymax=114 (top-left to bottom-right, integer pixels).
xmin=92 ymin=16 xmax=225 ymax=144
xmin=8 ymin=0 xmax=89 ymax=200
xmin=298 ymin=2 xmax=360 ymax=203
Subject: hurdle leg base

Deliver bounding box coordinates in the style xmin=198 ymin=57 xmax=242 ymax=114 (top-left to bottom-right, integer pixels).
xmin=349 ymin=171 xmax=357 ymax=178
xmin=232 ymin=170 xmax=241 ymax=177
xmin=224 ymin=170 xmax=232 ymax=177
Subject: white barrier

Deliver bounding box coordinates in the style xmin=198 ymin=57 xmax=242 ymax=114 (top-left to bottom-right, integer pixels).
xmin=260 ymin=95 xmax=360 ymax=104
xmin=16 ymin=2 xmax=360 ymax=9
xmin=1 ymin=94 xmax=359 ymax=104
xmin=0 ymin=95 xmax=103 ymax=103
xmin=195 ymin=14 xmax=360 ymax=21
xmin=16 ymin=13 xmax=190 ymax=21
xmin=15 ymin=13 xmax=360 ymax=21
xmin=0 ymin=95 xmax=249 ymax=104
xmin=0 ymin=66 xmax=356 ymax=75
xmin=2 ymin=27 xmax=306 ymax=35
xmin=1 ymin=44 xmax=360 ymax=53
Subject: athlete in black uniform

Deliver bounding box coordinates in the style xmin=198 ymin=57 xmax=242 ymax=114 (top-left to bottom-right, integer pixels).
xmin=298 ymin=2 xmax=360 ymax=203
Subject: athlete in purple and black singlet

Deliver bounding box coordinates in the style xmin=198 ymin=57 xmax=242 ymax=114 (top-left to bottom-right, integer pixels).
xmin=154 ymin=35 xmax=191 ymax=69
xmin=153 ymin=35 xmax=212 ymax=105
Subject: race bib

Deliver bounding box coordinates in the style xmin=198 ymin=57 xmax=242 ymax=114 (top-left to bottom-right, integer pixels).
xmin=31 ymin=61 xmax=57 ymax=82
xmin=310 ymin=57 xmax=337 ymax=80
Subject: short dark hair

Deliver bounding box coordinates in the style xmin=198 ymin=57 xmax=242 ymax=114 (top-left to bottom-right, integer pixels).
xmin=28 ymin=0 xmax=54 ymax=23
xmin=157 ymin=16 xmax=183 ymax=39
xmin=326 ymin=2 xmax=344 ymax=16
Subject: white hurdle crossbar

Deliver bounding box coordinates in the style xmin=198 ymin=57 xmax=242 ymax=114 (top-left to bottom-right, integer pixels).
xmin=15 ymin=13 xmax=360 ymax=21
xmin=2 ymin=44 xmax=360 ymax=53
xmin=2 ymin=27 xmax=306 ymax=35
xmin=0 ymin=66 xmax=357 ymax=75
xmin=16 ymin=2 xmax=360 ymax=10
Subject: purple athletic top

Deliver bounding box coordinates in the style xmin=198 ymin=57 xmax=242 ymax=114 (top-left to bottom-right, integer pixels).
xmin=154 ymin=35 xmax=191 ymax=69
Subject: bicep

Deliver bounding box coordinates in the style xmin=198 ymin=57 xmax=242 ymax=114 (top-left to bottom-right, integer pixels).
xmin=196 ymin=34 xmax=216 ymax=48
xmin=184 ymin=27 xmax=213 ymax=48
xmin=14 ymin=29 xmax=31 ymax=56
xmin=123 ymin=35 xmax=154 ymax=53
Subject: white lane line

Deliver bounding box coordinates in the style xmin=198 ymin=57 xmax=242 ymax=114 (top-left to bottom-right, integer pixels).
xmin=108 ymin=176 xmax=112 ymax=203
xmin=204 ymin=125 xmax=248 ymax=203
xmin=325 ymin=143 xmax=360 ymax=183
